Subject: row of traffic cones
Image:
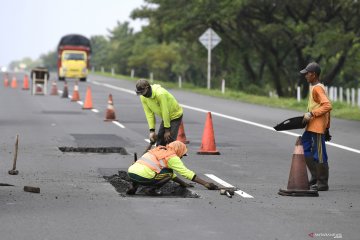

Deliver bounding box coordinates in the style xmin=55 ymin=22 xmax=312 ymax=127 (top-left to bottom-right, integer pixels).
xmin=3 ymin=75 xmax=219 ymax=154
xmin=59 ymin=81 xmax=94 ymax=110
xmin=3 ymin=75 xmax=30 ymax=90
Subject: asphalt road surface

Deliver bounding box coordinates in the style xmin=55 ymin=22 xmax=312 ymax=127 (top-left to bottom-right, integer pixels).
xmin=1 ymin=73 xmax=359 ymax=240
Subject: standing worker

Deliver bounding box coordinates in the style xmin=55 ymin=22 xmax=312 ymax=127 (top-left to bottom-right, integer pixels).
xmin=135 ymin=79 xmax=183 ymax=146
xmin=127 ymin=141 xmax=219 ymax=196
xmin=300 ymin=62 xmax=332 ymax=191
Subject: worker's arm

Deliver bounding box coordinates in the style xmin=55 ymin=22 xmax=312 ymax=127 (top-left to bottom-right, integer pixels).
xmin=158 ymin=94 xmax=171 ymax=128
xmin=141 ymin=97 xmax=156 ymax=130
xmin=168 ymin=157 xmax=218 ymax=190
xmin=311 ymin=86 xmax=332 ymax=117
xmin=192 ymin=175 xmax=218 ymax=190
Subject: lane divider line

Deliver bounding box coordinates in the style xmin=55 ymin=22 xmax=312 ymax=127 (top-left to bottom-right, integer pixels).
xmin=205 ymin=174 xmax=254 ymax=198
xmin=113 ymin=121 xmax=125 ymax=128
xmin=89 ymin=81 xmax=360 ymax=155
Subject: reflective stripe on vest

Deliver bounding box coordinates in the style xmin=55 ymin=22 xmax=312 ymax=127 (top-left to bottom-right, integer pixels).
xmin=137 ymin=153 xmax=170 ymax=173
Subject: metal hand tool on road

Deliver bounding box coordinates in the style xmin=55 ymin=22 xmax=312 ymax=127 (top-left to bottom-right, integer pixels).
xmin=219 ymin=187 xmax=237 ymax=198
xmin=8 ymin=134 xmax=19 ymax=175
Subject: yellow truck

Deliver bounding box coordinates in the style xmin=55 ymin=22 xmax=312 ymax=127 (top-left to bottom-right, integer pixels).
xmin=57 ymin=34 xmax=91 ymax=81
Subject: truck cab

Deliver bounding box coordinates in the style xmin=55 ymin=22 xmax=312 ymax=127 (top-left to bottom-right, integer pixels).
xmin=57 ymin=34 xmax=91 ymax=82
xmin=59 ymin=50 xmax=88 ymax=81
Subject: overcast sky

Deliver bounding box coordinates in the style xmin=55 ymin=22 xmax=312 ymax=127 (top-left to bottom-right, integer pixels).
xmin=0 ymin=0 xmax=146 ymax=67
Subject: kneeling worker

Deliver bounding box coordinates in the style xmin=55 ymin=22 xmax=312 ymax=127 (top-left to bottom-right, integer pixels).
xmin=127 ymin=141 xmax=219 ymax=195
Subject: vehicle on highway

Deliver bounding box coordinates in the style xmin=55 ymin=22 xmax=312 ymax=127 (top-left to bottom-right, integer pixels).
xmin=57 ymin=34 xmax=91 ymax=82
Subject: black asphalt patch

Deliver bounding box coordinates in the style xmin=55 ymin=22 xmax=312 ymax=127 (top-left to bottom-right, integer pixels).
xmin=59 ymin=134 xmax=129 ymax=154
xmin=58 ymin=147 xmax=127 ymax=154
xmin=100 ymin=169 xmax=200 ymax=198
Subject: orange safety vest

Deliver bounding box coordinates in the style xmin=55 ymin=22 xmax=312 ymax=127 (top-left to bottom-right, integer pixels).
xmin=137 ymin=146 xmax=177 ymax=173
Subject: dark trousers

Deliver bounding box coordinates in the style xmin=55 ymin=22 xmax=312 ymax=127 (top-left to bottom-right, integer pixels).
xmin=128 ymin=168 xmax=174 ymax=186
xmin=156 ymin=115 xmax=183 ymax=146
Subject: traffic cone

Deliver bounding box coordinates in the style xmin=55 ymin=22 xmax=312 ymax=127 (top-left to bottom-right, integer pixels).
xmin=197 ymin=112 xmax=220 ymax=155
xmin=82 ymin=86 xmax=93 ymax=109
xmin=22 ymin=75 xmax=29 ymax=90
xmin=4 ymin=77 xmax=9 ymax=87
xmin=71 ymin=81 xmax=80 ymax=101
xmin=278 ymin=136 xmax=318 ymax=197
xmin=50 ymin=81 xmax=58 ymax=96
xmin=177 ymin=121 xmax=190 ymax=144
xmin=104 ymin=94 xmax=117 ymax=121
xmin=61 ymin=81 xmax=69 ymax=98
xmin=11 ymin=76 xmax=17 ymax=88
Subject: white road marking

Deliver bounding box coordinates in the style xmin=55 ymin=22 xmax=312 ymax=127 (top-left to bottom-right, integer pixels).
xmin=90 ymin=81 xmax=360 ymax=155
xmin=92 ymin=109 xmax=99 ymax=113
xmin=113 ymin=121 xmax=125 ymax=128
xmin=205 ymin=174 xmax=254 ymax=198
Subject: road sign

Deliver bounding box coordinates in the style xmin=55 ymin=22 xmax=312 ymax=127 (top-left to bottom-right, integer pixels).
xmin=198 ymin=28 xmax=222 ymax=89
xmin=199 ymin=28 xmax=222 ymax=50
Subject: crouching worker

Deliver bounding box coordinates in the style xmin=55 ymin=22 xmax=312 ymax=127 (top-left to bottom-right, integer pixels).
xmin=127 ymin=141 xmax=219 ymax=196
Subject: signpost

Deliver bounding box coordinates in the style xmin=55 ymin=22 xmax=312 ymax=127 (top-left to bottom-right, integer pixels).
xmin=199 ymin=28 xmax=221 ymax=89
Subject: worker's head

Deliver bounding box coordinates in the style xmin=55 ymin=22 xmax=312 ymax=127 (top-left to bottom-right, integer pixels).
xmin=135 ymin=79 xmax=151 ymax=96
xmin=167 ymin=141 xmax=188 ymax=158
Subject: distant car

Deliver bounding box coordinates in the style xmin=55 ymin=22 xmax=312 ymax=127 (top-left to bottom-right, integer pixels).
xmin=1 ymin=66 xmax=7 ymax=72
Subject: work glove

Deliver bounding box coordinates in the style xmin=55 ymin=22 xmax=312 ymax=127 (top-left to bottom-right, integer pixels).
xmin=205 ymin=182 xmax=219 ymax=190
xmin=325 ymin=128 xmax=332 ymax=142
xmin=302 ymin=112 xmax=313 ymax=124
xmin=149 ymin=131 xmax=157 ymax=143
xmin=164 ymin=128 xmax=172 ymax=143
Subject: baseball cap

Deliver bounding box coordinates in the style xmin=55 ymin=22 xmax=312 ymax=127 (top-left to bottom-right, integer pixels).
xmin=300 ymin=62 xmax=321 ymax=75
xmin=135 ymin=79 xmax=150 ymax=95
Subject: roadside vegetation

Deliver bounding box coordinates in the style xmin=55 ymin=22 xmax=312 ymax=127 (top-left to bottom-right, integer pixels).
xmin=97 ymin=71 xmax=360 ymax=122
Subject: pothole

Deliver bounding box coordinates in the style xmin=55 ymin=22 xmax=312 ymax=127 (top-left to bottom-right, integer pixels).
xmin=58 ymin=147 xmax=128 ymax=154
xmin=103 ymin=170 xmax=200 ymax=198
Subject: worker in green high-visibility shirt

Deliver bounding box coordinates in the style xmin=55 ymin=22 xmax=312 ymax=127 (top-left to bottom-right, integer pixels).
xmin=135 ymin=79 xmax=183 ymax=146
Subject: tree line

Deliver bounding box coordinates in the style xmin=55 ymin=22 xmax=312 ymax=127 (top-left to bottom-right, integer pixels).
xmin=19 ymin=0 xmax=360 ymax=97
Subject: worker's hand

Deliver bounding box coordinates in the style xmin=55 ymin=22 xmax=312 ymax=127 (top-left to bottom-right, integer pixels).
xmin=149 ymin=131 xmax=157 ymax=143
xmin=164 ymin=129 xmax=172 ymax=143
xmin=302 ymin=112 xmax=313 ymax=124
xmin=325 ymin=128 xmax=332 ymax=142
xmin=205 ymin=182 xmax=219 ymax=190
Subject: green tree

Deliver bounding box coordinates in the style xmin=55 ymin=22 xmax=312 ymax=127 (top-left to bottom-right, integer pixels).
xmin=90 ymin=35 xmax=110 ymax=71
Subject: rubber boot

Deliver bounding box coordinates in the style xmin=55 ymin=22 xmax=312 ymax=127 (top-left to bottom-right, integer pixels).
xmin=126 ymin=182 xmax=139 ymax=195
xmin=305 ymin=157 xmax=317 ymax=186
xmin=312 ymin=163 xmax=329 ymax=191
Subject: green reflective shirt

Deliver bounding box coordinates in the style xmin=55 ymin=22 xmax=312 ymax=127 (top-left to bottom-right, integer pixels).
xmin=140 ymin=84 xmax=183 ymax=129
xmin=128 ymin=156 xmax=195 ymax=180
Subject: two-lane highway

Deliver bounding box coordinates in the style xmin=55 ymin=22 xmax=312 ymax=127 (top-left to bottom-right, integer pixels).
xmin=1 ymin=73 xmax=359 ymax=240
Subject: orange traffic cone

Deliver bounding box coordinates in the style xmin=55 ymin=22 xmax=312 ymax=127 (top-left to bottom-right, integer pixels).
xmin=4 ymin=77 xmax=9 ymax=87
xmin=104 ymin=94 xmax=117 ymax=121
xmin=71 ymin=81 xmax=80 ymax=101
xmin=82 ymin=86 xmax=93 ymax=109
xmin=197 ymin=112 xmax=220 ymax=155
xmin=11 ymin=76 xmax=17 ymax=88
xmin=22 ymin=75 xmax=29 ymax=90
xmin=50 ymin=81 xmax=58 ymax=95
xmin=278 ymin=136 xmax=318 ymax=197
xmin=177 ymin=121 xmax=190 ymax=144
xmin=61 ymin=81 xmax=69 ymax=98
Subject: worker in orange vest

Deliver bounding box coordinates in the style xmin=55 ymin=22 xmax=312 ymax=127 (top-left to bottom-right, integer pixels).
xmin=127 ymin=141 xmax=218 ymax=196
